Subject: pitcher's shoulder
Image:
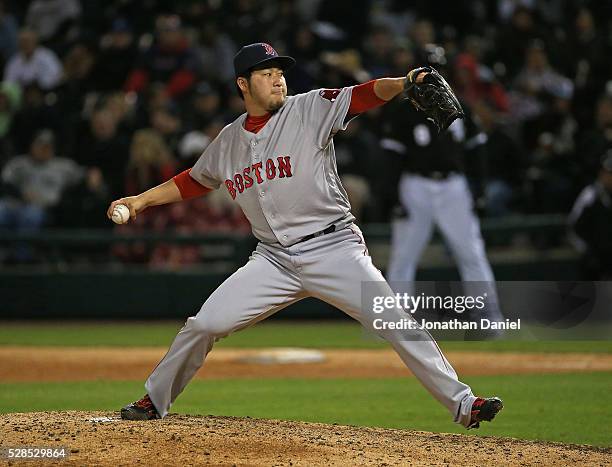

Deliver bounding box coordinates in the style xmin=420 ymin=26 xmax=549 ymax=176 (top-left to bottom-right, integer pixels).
xmin=285 ymin=89 xmax=324 ymax=106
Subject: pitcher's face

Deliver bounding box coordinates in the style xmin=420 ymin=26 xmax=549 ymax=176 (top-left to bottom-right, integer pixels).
xmin=245 ymin=67 xmax=287 ymax=113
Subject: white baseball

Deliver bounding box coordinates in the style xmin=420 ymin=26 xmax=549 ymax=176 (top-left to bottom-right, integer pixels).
xmin=111 ymin=204 xmax=130 ymax=224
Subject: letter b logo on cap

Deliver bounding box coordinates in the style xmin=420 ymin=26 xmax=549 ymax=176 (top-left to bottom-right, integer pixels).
xmin=262 ymin=43 xmax=276 ymax=56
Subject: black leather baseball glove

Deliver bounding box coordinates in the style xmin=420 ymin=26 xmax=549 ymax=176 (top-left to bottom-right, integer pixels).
xmin=404 ymin=66 xmax=464 ymax=132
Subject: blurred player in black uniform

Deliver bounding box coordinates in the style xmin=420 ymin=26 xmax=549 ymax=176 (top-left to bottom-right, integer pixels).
xmin=380 ymin=45 xmax=504 ymax=332
xmin=569 ymin=150 xmax=612 ymax=279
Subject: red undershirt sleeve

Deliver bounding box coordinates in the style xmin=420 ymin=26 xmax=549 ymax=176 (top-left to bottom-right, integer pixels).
xmin=348 ymin=80 xmax=388 ymax=117
xmin=173 ymin=169 xmax=212 ymax=199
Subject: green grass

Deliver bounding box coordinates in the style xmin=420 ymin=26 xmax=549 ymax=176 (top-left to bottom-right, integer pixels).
xmin=1 ymin=373 xmax=611 ymax=447
xmin=1 ymin=321 xmax=611 ymax=353
xmin=2 ymin=322 xmax=609 ymax=447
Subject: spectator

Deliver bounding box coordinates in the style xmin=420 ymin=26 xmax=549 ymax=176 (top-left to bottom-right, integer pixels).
xmin=178 ymin=130 xmax=210 ymax=171
xmin=51 ymin=165 xmax=112 ymax=264
xmin=150 ymin=105 xmax=183 ymax=155
xmin=0 ymin=80 xmax=20 ymax=165
xmin=576 ymin=94 xmax=612 ymax=188
xmin=92 ymin=18 xmax=137 ymax=92
xmin=54 ymin=166 xmax=111 ymax=229
xmin=513 ymin=41 xmax=572 ymax=103
xmin=263 ymin=0 xmax=305 ymax=46
xmin=194 ymin=22 xmax=236 ymax=84
xmin=9 ymin=83 xmax=62 ymax=154
xmin=184 ymin=81 xmax=221 ymax=130
xmin=57 ymin=42 xmax=96 ymax=116
xmin=125 ymin=129 xmax=177 ymax=195
xmin=114 ymin=129 xmax=180 ymax=266
xmin=319 ymin=49 xmax=369 ymax=85
xmin=283 ymin=23 xmax=319 ymax=93
xmin=0 ymin=0 xmax=608 ymax=254
xmin=4 ymin=28 xmax=62 ymax=90
xmin=178 ymin=104 xmax=224 ymax=174
xmin=410 ymin=19 xmax=436 ymax=51
xmin=24 ymin=0 xmax=81 ymax=51
xmin=146 ymin=187 xmax=251 ymax=270
xmin=518 ymin=56 xmax=577 ymax=211
xmin=453 ymin=52 xmax=510 ymax=113
xmin=473 ymin=101 xmax=527 ymax=216
xmin=524 ymin=132 xmax=575 ymax=213
xmin=388 ymin=42 xmax=414 ymax=78
xmin=496 ymin=6 xmax=544 ymax=79
xmin=115 ymin=126 xmax=250 ymax=268
xmin=333 ymin=118 xmax=378 ymax=222
xmin=0 ymin=0 xmax=17 ymax=67
xmin=315 ymin=0 xmax=371 ymax=48
xmin=62 ymin=43 xmax=95 ymax=86
xmin=523 ymin=82 xmax=576 ymax=157
xmin=221 ymin=91 xmax=247 ymax=124
xmin=564 ymin=7 xmax=610 ymax=129
xmin=0 ymin=129 xmax=83 ymax=262
xmin=124 ymin=14 xmax=199 ymax=100
xmin=509 ymin=40 xmax=572 ymax=124
xmin=569 ymin=151 xmax=612 ymax=279
xmin=103 ymin=92 xmax=137 ymax=134
xmin=362 ymin=25 xmax=395 ymax=78
xmin=318 ymin=48 xmax=368 ymax=91
xmin=73 ymin=108 xmax=130 ymax=198
xmin=224 ymin=0 xmax=272 ymax=48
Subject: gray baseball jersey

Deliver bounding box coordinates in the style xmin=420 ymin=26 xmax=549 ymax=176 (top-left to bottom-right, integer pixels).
xmin=141 ymin=86 xmax=481 ymax=429
xmin=190 ymin=88 xmax=355 ymax=246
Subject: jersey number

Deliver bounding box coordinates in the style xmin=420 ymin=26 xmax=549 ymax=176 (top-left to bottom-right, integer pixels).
xmin=413 ymin=124 xmax=431 ymax=146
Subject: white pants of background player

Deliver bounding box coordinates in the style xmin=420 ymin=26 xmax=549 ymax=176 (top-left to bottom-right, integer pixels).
xmin=387 ymin=173 xmax=503 ymax=322
xmin=145 ymin=224 xmax=477 ymax=427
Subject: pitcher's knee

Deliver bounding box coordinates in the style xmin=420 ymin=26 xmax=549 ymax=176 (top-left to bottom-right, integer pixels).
xmin=186 ymin=314 xmax=232 ymax=338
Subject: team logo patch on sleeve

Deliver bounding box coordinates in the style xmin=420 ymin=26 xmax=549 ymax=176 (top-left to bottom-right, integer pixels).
xmin=319 ymin=89 xmax=341 ymax=102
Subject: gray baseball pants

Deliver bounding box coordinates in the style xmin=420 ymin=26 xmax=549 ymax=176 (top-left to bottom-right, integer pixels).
xmin=145 ymin=224 xmax=476 ymax=427
xmin=387 ymin=174 xmax=504 ymax=323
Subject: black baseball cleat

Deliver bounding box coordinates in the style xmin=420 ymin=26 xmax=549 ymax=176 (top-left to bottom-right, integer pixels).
xmin=120 ymin=394 xmax=161 ymax=420
xmin=467 ymin=396 xmax=503 ymax=429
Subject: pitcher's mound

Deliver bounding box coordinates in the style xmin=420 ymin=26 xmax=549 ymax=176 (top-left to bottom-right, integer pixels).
xmin=1 ymin=411 xmax=610 ymax=466
xmin=237 ymin=347 xmax=326 ymax=364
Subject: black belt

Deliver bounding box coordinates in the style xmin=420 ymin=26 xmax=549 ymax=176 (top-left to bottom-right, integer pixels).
xmin=297 ymin=225 xmax=336 ymax=244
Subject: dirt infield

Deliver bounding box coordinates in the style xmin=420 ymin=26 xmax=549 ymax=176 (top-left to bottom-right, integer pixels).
xmin=1 ymin=411 xmax=610 ymax=466
xmin=3 ymin=348 xmax=612 ymax=465
xmin=2 ymin=346 xmax=612 ymax=381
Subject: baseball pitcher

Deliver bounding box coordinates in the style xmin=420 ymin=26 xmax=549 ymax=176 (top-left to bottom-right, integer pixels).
xmin=107 ymin=43 xmax=503 ymax=429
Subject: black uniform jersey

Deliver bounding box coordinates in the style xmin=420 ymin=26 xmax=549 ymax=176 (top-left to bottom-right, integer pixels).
xmin=380 ymin=98 xmax=485 ymax=177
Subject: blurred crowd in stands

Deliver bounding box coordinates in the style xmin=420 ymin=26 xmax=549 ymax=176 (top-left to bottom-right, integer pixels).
xmin=0 ymin=0 xmax=610 ymax=273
